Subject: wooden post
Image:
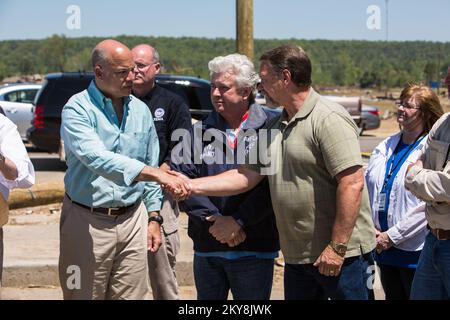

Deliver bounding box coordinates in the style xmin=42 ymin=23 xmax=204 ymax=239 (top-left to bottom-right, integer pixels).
xmin=236 ymin=0 xmax=254 ymax=61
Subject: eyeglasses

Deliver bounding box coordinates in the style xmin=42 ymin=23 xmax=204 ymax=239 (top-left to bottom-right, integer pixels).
xmin=395 ymin=102 xmax=420 ymax=110
xmin=134 ymin=62 xmax=158 ymax=71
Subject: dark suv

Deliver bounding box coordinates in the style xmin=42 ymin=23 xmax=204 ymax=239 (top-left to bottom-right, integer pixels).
xmin=27 ymin=72 xmax=214 ymax=154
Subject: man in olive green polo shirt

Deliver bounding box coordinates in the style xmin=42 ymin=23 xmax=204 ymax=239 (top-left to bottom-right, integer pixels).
xmin=168 ymin=45 xmax=376 ymax=300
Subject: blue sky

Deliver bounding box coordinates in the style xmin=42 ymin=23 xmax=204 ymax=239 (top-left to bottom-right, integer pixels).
xmin=0 ymin=0 xmax=449 ymax=42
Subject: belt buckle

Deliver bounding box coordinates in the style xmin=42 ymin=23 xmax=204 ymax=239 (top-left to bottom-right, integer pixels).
xmin=107 ymin=207 xmax=120 ymax=216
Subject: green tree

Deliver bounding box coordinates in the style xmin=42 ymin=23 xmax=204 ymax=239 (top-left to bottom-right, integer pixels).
xmin=39 ymin=34 xmax=68 ymax=72
xmin=0 ymin=62 xmax=9 ymax=82
xmin=64 ymin=48 xmax=92 ymax=72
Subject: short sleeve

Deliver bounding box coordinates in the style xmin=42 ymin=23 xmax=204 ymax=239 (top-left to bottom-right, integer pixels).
xmin=318 ymin=112 xmax=363 ymax=177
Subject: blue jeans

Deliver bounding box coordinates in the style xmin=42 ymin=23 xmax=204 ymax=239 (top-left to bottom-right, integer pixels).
xmin=193 ymin=255 xmax=274 ymax=300
xmin=410 ymin=232 xmax=450 ymax=299
xmin=284 ymin=253 xmax=374 ymax=300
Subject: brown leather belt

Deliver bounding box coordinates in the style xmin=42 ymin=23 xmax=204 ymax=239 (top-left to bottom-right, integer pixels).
xmin=66 ymin=194 xmax=139 ymax=216
xmin=430 ymin=227 xmax=450 ymax=240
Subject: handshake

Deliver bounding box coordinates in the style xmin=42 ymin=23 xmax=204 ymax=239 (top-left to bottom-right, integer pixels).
xmin=156 ymin=169 xmax=246 ymax=247
xmin=158 ymin=170 xmax=193 ymax=201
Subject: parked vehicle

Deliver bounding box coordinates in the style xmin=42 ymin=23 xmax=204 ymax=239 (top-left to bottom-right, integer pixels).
xmin=323 ymin=95 xmax=362 ymax=129
xmin=255 ymin=93 xmax=363 ymax=130
xmin=360 ymin=104 xmax=381 ymax=134
xmin=27 ymin=72 xmax=215 ymax=155
xmin=0 ymin=83 xmax=42 ymax=140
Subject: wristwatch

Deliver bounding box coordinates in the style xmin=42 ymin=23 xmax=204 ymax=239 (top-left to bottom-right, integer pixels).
xmin=328 ymin=241 xmax=347 ymax=257
xmin=148 ymin=215 xmax=164 ymax=225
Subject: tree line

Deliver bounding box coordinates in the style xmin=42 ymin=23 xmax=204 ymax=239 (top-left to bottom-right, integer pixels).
xmin=1 ymin=34 xmax=449 ymax=88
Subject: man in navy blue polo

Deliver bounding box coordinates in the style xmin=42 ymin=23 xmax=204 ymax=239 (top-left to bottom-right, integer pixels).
xmin=132 ymin=44 xmax=192 ymax=300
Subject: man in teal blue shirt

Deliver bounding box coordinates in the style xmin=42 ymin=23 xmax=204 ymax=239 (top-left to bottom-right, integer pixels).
xmin=59 ymin=39 xmax=188 ymax=300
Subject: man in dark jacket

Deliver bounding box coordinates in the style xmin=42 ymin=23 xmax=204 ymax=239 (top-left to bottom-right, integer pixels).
xmin=171 ymin=53 xmax=279 ymax=300
xmin=132 ymin=44 xmax=192 ymax=300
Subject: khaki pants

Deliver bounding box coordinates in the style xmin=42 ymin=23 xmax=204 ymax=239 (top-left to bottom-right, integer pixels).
xmin=148 ymin=195 xmax=180 ymax=300
xmin=59 ymin=196 xmax=151 ymax=300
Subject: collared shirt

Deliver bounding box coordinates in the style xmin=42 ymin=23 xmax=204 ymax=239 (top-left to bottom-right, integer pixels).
xmin=137 ymin=85 xmax=192 ymax=233
xmin=405 ymin=112 xmax=450 ymax=229
xmin=173 ymin=104 xmax=280 ymax=254
xmin=366 ymin=132 xmax=427 ymax=251
xmin=0 ymin=114 xmax=35 ymax=200
xmin=138 ymin=85 xmax=192 ymax=165
xmin=245 ymin=88 xmax=376 ymax=264
xmin=61 ymin=80 xmax=162 ymax=211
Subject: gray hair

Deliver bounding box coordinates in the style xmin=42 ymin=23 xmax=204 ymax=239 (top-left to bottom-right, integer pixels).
xmin=91 ymin=47 xmax=108 ymax=68
xmin=208 ymin=53 xmax=260 ymax=90
xmin=151 ymin=47 xmax=160 ymax=64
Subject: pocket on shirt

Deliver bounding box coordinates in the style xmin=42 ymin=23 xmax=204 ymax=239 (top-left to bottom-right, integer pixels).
xmin=428 ymin=138 xmax=450 ymax=170
xmin=121 ymin=132 xmax=150 ymax=162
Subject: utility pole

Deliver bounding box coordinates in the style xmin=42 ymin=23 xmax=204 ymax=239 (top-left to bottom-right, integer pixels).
xmin=437 ymin=44 xmax=443 ymax=95
xmin=236 ymin=0 xmax=254 ymax=60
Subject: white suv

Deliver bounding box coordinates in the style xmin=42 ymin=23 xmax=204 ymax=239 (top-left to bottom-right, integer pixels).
xmin=0 ymin=83 xmax=42 ymax=140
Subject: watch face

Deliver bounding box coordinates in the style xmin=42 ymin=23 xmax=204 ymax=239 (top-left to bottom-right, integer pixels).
xmin=336 ymin=245 xmax=346 ymax=254
xmin=330 ymin=242 xmax=347 ymax=256
xmin=149 ymin=215 xmax=163 ymax=225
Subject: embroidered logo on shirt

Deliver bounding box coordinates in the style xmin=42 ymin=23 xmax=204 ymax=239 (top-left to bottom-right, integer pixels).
xmin=154 ymin=108 xmax=165 ymax=121
xmin=200 ymin=144 xmax=216 ymax=160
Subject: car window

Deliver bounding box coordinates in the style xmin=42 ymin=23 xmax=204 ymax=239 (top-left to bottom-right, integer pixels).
xmin=158 ymin=82 xmax=190 ymax=104
xmin=158 ymin=81 xmax=213 ymax=111
xmin=4 ymin=91 xmax=19 ymax=102
xmin=4 ymin=89 xmax=39 ymax=103
xmin=180 ymin=86 xmax=201 ymax=108
xmin=22 ymin=89 xmax=39 ymax=103
xmin=42 ymin=78 xmax=92 ymax=116
xmin=194 ymin=86 xmax=213 ymax=111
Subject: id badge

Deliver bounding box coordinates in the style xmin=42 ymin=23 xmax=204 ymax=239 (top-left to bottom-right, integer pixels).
xmin=378 ymin=193 xmax=386 ymax=211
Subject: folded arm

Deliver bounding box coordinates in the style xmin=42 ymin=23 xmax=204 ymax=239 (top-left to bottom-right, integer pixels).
xmin=405 ymin=163 xmax=450 ymax=202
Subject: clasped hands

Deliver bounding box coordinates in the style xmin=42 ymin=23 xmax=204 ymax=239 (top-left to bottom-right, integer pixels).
xmin=158 ymin=170 xmax=192 ymax=200
xmin=206 ymin=215 xmax=246 ymax=247
xmin=375 ymin=229 xmax=393 ymax=253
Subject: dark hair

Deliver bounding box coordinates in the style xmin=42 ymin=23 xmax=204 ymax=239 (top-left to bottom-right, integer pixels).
xmin=260 ymin=45 xmax=312 ymax=89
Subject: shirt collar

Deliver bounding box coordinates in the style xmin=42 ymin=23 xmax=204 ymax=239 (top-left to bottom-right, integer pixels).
xmin=142 ymin=84 xmax=160 ymax=101
xmin=280 ymin=88 xmax=319 ymax=123
xmin=204 ymin=104 xmax=268 ymax=131
xmin=242 ymin=104 xmax=268 ymax=129
xmin=88 ymin=80 xmax=132 ymax=109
